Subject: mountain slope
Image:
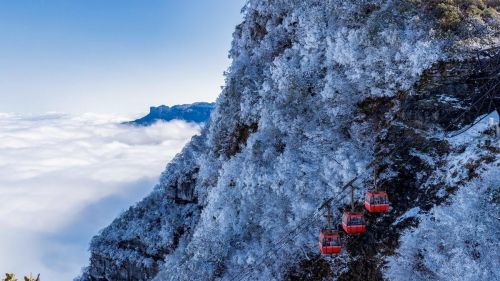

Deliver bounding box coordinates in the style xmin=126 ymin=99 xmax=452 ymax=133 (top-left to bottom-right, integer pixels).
xmin=79 ymin=1 xmax=499 ymax=280
xmin=385 ymin=118 xmax=500 ymax=280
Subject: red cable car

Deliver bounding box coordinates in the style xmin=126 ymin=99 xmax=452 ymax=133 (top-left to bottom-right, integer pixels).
xmin=364 ymin=191 xmax=390 ymax=213
xmin=341 ymin=212 xmax=366 ymax=234
xmin=318 ymin=204 xmax=341 ymax=254
xmin=318 ymin=229 xmax=341 ymax=254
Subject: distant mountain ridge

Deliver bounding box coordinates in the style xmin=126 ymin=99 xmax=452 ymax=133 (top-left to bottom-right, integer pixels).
xmin=127 ymin=102 xmax=214 ymax=126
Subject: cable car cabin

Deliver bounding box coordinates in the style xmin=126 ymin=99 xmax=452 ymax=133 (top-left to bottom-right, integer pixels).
xmin=318 ymin=229 xmax=341 ymax=254
xmin=341 ymin=212 xmax=366 ymax=234
xmin=364 ymin=191 xmax=390 ymax=213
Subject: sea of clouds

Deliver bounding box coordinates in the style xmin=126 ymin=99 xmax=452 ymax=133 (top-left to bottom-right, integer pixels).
xmin=0 ymin=112 xmax=201 ymax=280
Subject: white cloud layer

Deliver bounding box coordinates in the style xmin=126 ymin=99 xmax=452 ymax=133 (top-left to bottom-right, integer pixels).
xmin=0 ymin=113 xmax=200 ymax=280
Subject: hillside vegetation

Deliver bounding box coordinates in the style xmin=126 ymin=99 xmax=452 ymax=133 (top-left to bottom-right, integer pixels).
xmin=78 ymin=1 xmax=499 ymax=280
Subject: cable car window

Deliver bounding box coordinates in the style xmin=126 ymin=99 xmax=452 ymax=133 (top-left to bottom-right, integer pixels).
xmin=350 ymin=216 xmax=363 ymax=225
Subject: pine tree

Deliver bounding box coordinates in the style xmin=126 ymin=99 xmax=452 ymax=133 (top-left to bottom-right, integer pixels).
xmin=23 ymin=274 xmax=40 ymax=281
xmin=2 ymin=273 xmax=17 ymax=281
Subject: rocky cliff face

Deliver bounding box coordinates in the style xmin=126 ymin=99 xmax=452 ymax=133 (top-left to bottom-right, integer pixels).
xmin=78 ymin=1 xmax=499 ymax=280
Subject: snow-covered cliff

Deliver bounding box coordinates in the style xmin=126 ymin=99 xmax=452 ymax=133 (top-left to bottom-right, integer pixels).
xmin=79 ymin=1 xmax=499 ymax=280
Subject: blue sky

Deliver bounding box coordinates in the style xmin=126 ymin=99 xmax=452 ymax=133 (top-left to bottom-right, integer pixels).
xmin=0 ymin=0 xmax=246 ymax=114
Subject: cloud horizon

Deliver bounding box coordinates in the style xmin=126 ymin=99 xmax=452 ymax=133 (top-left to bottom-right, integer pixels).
xmin=0 ymin=112 xmax=201 ymax=280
